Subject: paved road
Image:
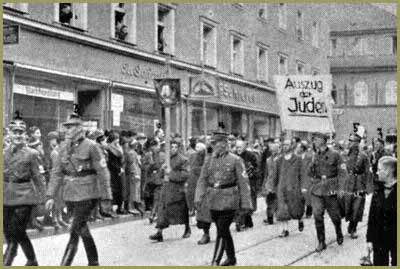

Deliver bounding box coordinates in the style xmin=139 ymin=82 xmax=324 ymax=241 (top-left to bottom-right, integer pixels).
xmin=7 ymin=196 xmax=371 ymax=266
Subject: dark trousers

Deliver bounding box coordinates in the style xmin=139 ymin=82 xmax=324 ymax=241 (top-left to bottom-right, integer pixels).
xmin=211 ymin=210 xmax=236 ymax=261
xmin=4 ymin=205 xmax=36 ymax=265
xmin=62 ymin=199 xmax=98 ymax=266
xmin=265 ymin=193 xmax=277 ymax=220
xmin=373 ymin=244 xmax=397 ymax=266
xmin=311 ymin=194 xmax=342 ymax=242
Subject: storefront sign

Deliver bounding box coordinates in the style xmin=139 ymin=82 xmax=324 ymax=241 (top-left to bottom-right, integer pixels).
xmin=13 ymin=84 xmax=74 ymax=101
xmin=274 ymin=75 xmax=334 ymax=133
xmin=121 ymin=63 xmax=168 ymax=80
xmin=189 ymin=75 xmax=216 ymax=97
xmin=4 ymin=25 xmax=19 ymax=45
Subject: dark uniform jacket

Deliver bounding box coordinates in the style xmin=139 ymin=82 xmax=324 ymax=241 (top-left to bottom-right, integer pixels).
xmin=366 ymin=183 xmax=396 ymax=248
xmin=238 ymin=150 xmax=258 ymax=187
xmin=144 ymin=149 xmax=165 ymax=186
xmin=163 ymin=152 xmax=189 ymax=204
xmin=345 ymin=150 xmax=370 ymax=193
xmin=47 ymin=137 xmax=112 ymax=202
xmin=195 ymin=151 xmax=252 ymax=211
xmin=308 ymin=147 xmax=347 ymax=196
xmin=4 ymin=145 xmax=46 ymax=206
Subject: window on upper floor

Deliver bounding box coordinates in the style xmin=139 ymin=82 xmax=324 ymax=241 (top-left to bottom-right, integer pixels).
xmin=361 ymin=37 xmax=374 ymax=55
xmin=331 ymin=84 xmax=337 ymax=105
xmin=330 ymin=39 xmax=337 ymax=56
xmin=296 ymin=61 xmax=305 ymax=74
xmin=312 ymin=68 xmax=320 ymax=76
xmin=231 ymin=35 xmax=244 ymax=75
xmin=200 ymin=21 xmax=217 ymax=68
xmin=257 ymin=46 xmax=269 ymax=82
xmin=392 ymin=36 xmax=397 ymax=55
xmin=111 ymin=3 xmax=137 ymax=43
xmin=278 ymin=54 xmax=288 ymax=75
xmin=354 ymin=81 xmax=368 ymax=106
xmin=296 ymin=10 xmax=304 ymax=41
xmin=258 ymin=4 xmax=268 ymax=20
xmin=156 ymin=4 xmax=175 ymax=55
xmin=377 ymin=36 xmax=395 ymax=55
xmin=348 ymin=37 xmax=363 ymax=56
xmin=3 ymin=3 xmax=28 ymax=13
xmin=278 ymin=4 xmax=287 ymax=30
xmin=54 ymin=3 xmax=87 ymax=30
xmin=385 ymin=80 xmax=397 ymax=105
xmin=312 ymin=21 xmax=319 ymax=48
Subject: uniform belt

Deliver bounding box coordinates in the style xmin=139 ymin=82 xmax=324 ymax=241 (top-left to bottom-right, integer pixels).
xmin=209 ymin=182 xmax=237 ymax=189
xmin=315 ymin=175 xmax=337 ymax=180
xmin=63 ymin=169 xmax=96 ymax=177
xmin=5 ymin=178 xmax=31 ymax=184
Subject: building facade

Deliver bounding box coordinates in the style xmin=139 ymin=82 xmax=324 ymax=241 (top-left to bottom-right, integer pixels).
xmin=325 ymin=3 xmax=397 ymax=141
xmin=3 ymin=3 xmax=330 ymax=144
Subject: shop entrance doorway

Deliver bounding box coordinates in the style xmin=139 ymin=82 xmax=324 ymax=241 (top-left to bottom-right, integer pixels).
xmin=77 ymin=89 xmax=103 ymax=131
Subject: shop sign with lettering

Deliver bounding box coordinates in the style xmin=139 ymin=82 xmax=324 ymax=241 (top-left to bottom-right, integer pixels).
xmin=13 ymin=84 xmax=74 ymax=101
xmin=274 ymin=75 xmax=335 ymax=133
xmin=121 ymin=63 xmax=168 ymax=80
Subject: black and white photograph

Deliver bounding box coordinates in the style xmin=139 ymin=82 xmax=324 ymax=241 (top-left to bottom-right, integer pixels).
xmin=2 ymin=2 xmax=397 ymax=266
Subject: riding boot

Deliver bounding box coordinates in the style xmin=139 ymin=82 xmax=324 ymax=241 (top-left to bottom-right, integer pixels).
xmin=82 ymin=235 xmax=99 ymax=266
xmin=315 ymin=224 xmax=326 ymax=252
xmin=220 ymin=236 xmax=236 ymax=266
xmin=3 ymin=241 xmax=18 ymax=266
xmin=60 ymin=241 xmax=79 ymax=266
xmin=211 ymin=236 xmax=223 ymax=266
xmin=19 ymin=239 xmax=38 ymax=266
xmin=335 ymin=223 xmax=344 ymax=245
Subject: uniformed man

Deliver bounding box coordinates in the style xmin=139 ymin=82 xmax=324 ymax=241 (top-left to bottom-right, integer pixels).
xmin=195 ymin=132 xmax=252 ymax=266
xmin=308 ymin=132 xmax=347 ymax=252
xmin=45 ymin=112 xmax=112 ymax=266
xmin=344 ymin=133 xmax=370 ymax=239
xmin=3 ymin=118 xmax=45 ymax=266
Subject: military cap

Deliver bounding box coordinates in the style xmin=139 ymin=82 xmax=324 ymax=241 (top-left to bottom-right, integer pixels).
xmin=349 ymin=133 xmax=361 ymax=143
xmin=211 ymin=132 xmax=229 ymax=143
xmin=63 ymin=112 xmax=82 ymax=126
xmin=9 ymin=119 xmax=26 ymax=132
xmin=87 ymin=129 xmax=105 ymax=140
xmin=47 ymin=131 xmax=60 ymax=140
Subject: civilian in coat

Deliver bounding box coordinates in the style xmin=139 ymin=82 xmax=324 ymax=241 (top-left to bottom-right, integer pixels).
xmin=149 ymin=141 xmax=191 ymax=242
xmin=270 ymin=139 xmax=306 ymax=237
xmin=295 ymin=141 xmax=313 ymax=218
xmin=366 ymin=156 xmax=396 ymax=266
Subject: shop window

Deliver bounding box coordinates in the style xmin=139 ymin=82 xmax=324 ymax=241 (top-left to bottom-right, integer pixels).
xmin=54 ymin=3 xmax=88 ymax=30
xmin=258 ymin=4 xmax=268 ymax=20
xmin=257 ymin=47 xmax=269 ymax=82
xmin=111 ymin=3 xmax=137 ymax=43
xmin=278 ymin=54 xmax=288 ymax=75
xmin=296 ymin=10 xmax=304 ymax=41
xmin=231 ymin=35 xmax=244 ymax=75
xmin=3 ymin=3 xmax=28 ymax=13
xmin=296 ymin=61 xmax=305 ymax=75
xmin=156 ymin=4 xmax=175 ymax=55
xmin=385 ymin=80 xmax=397 ymax=105
xmin=201 ymin=21 xmax=217 ymax=67
xmin=192 ymin=107 xmax=218 ymax=136
xmin=278 ymin=4 xmax=287 ymax=30
xmin=354 ymin=81 xmax=368 ymax=106
xmin=312 ymin=21 xmax=319 ymax=48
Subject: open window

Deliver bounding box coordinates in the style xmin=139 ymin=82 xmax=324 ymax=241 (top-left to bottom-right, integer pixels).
xmin=54 ymin=3 xmax=87 ymax=30
xmin=231 ymin=35 xmax=244 ymax=75
xmin=156 ymin=4 xmax=175 ymax=55
xmin=257 ymin=46 xmax=269 ymax=82
xmin=296 ymin=10 xmax=304 ymax=41
xmin=111 ymin=3 xmax=137 ymax=43
xmin=296 ymin=60 xmax=305 ymax=74
xmin=258 ymin=4 xmax=268 ymax=20
xmin=278 ymin=53 xmax=288 ymax=75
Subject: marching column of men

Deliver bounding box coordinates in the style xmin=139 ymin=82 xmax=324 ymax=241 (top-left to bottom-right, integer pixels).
xmin=3 ymin=111 xmax=397 ymax=266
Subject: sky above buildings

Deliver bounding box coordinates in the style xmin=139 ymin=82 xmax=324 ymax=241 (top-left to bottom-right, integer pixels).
xmin=372 ymin=3 xmax=397 ymax=15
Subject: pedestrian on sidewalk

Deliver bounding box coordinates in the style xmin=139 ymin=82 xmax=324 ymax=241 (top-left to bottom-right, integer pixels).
xmin=366 ymin=156 xmax=396 ymax=266
xmin=4 ymin=118 xmax=46 ymax=266
xmin=308 ymin=132 xmax=347 ymax=252
xmin=195 ymin=132 xmax=252 ymax=266
xmin=45 ymin=111 xmax=112 ymax=266
xmin=270 ymin=139 xmax=306 ymax=237
xmin=149 ymin=140 xmax=191 ymax=242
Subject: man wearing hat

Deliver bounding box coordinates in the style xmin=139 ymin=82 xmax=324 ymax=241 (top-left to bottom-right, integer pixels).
xmin=308 ymin=132 xmax=347 ymax=252
xmin=195 ymin=132 xmax=252 ymax=266
xmin=45 ymin=112 xmax=112 ymax=266
xmin=344 ymin=133 xmax=370 ymax=239
xmin=3 ymin=118 xmax=46 ymax=266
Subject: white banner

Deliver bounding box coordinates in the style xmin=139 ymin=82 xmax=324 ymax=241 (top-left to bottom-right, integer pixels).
xmin=274 ymin=75 xmax=335 ymax=133
xmin=14 ymin=84 xmax=74 ymax=101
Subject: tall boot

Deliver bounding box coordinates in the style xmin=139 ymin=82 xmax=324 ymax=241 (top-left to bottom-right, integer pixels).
xmin=19 ymin=239 xmax=38 ymax=266
xmin=60 ymin=241 xmax=79 ymax=266
xmin=82 ymin=235 xmax=99 ymax=266
xmin=220 ymin=235 xmax=236 ymax=266
xmin=3 ymin=241 xmax=18 ymax=266
xmin=182 ymin=224 xmax=191 ymax=238
xmin=315 ymin=224 xmax=326 ymax=252
xmin=211 ymin=236 xmax=224 ymax=266
xmin=335 ymin=222 xmax=344 ymax=245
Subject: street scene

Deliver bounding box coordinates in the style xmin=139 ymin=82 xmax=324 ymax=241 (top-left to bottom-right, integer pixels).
xmin=3 ymin=2 xmax=397 ymax=267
